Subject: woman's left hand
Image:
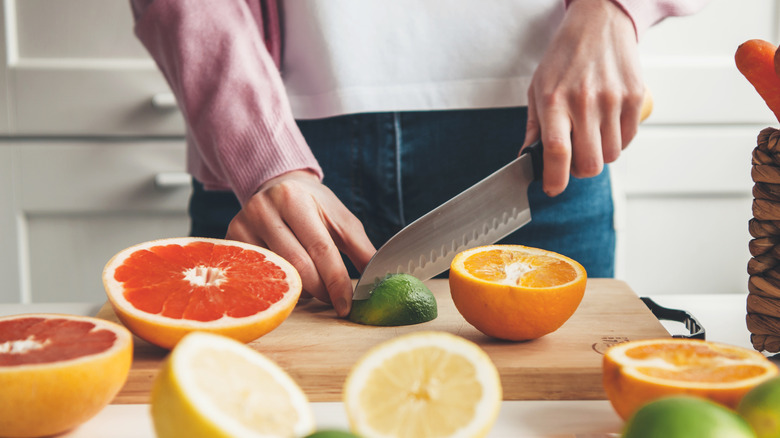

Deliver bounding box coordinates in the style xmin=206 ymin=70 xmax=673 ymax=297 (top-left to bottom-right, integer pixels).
xmin=522 ymin=0 xmax=645 ymax=197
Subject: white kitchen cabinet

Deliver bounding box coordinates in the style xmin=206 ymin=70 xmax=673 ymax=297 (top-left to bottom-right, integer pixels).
xmin=0 ymin=141 xmax=191 ymax=303
xmin=0 ymin=0 xmax=190 ymax=304
xmin=3 ymin=0 xmax=184 ymax=136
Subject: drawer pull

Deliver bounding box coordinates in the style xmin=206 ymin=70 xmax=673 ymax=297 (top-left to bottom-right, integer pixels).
xmin=151 ymin=93 xmax=178 ymax=110
xmin=154 ymin=172 xmax=191 ymax=189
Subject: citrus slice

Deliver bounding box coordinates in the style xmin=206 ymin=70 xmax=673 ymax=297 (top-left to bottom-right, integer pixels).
xmin=449 ymin=244 xmax=587 ymax=341
xmin=0 ymin=313 xmax=132 ymax=437
xmin=738 ymin=376 xmax=780 ymax=438
xmin=348 ymin=273 xmax=438 ymax=326
xmin=343 ymin=331 xmax=502 ymax=438
xmin=103 ymin=237 xmax=302 ymax=349
xmin=603 ymin=338 xmax=779 ymax=421
xmin=623 ymin=396 xmax=756 ymax=438
xmin=151 ymin=331 xmax=315 ymax=438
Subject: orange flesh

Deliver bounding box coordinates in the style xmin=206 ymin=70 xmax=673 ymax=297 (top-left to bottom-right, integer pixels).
xmin=114 ymin=241 xmax=290 ymax=322
xmin=464 ymin=249 xmax=577 ymax=287
xmin=0 ymin=318 xmax=116 ymax=366
xmin=626 ymin=344 xmax=768 ymax=382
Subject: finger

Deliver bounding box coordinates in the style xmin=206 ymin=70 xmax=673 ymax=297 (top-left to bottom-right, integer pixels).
xmin=600 ymin=93 xmax=623 ymax=165
xmin=521 ymin=87 xmax=541 ymax=152
xmin=281 ymin=198 xmax=354 ymax=317
xmin=538 ymin=105 xmax=573 ymax=197
xmin=325 ymin=211 xmax=376 ymax=273
xmin=225 ymin=213 xmax=267 ymax=248
xmin=620 ymin=89 xmax=644 ymax=149
xmin=243 ymin=199 xmax=330 ymax=305
xmin=569 ymin=94 xmax=604 ymax=179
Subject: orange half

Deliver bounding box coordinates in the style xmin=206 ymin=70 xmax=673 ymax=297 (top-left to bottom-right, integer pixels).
xmin=603 ymin=338 xmax=779 ymax=420
xmin=449 ymin=244 xmax=587 ymax=341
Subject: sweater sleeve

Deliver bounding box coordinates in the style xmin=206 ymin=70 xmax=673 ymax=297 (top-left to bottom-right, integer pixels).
xmin=130 ymin=0 xmax=323 ymax=205
xmin=566 ymin=0 xmax=711 ymax=39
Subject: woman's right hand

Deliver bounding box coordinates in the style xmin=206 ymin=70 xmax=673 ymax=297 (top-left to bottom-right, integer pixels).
xmin=226 ymin=170 xmax=376 ymax=317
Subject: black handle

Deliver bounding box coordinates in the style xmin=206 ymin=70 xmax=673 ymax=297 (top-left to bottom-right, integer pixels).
xmin=520 ymin=140 xmax=544 ymax=181
xmin=640 ymin=297 xmax=706 ymax=339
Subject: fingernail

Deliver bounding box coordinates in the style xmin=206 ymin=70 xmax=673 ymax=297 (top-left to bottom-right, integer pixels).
xmin=335 ymin=297 xmax=349 ymax=317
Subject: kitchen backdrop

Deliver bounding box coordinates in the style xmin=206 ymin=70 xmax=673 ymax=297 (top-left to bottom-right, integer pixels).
xmin=0 ymin=0 xmax=775 ymax=303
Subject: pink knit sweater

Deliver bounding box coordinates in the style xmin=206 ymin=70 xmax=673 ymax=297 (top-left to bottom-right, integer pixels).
xmin=130 ymin=0 xmax=709 ymax=205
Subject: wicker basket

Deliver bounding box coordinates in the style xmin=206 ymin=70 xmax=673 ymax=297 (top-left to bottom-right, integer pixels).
xmin=747 ymin=127 xmax=780 ymax=352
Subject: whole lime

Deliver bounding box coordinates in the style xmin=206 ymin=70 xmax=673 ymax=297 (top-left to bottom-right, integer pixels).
xmin=304 ymin=429 xmax=362 ymax=438
xmin=623 ymin=396 xmax=756 ymax=438
xmin=739 ymin=376 xmax=780 ymax=438
xmin=348 ymin=273 xmax=437 ymax=326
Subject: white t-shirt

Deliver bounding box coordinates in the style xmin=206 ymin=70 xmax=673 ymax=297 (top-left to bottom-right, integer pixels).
xmin=281 ymin=0 xmax=565 ymax=119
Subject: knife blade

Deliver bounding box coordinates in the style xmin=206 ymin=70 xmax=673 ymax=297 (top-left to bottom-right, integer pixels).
xmin=353 ymin=140 xmax=544 ymax=300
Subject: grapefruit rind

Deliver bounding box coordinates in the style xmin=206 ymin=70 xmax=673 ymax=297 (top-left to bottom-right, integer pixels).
xmin=603 ymin=338 xmax=780 ymax=421
xmin=0 ymin=314 xmax=133 ymax=437
xmin=102 ymin=237 xmax=302 ymax=349
xmin=151 ymin=332 xmax=315 ymax=438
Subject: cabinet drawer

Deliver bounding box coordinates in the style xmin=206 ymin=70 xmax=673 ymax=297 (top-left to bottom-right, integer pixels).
xmin=3 ymin=140 xmax=195 ymax=303
xmin=16 ymin=140 xmax=191 ymax=212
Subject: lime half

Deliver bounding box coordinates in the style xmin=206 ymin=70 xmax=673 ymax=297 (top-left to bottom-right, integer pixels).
xmin=348 ymin=274 xmax=437 ymax=326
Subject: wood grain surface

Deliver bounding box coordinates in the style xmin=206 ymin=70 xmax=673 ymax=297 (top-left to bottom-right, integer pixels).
xmin=97 ymin=279 xmax=670 ymax=403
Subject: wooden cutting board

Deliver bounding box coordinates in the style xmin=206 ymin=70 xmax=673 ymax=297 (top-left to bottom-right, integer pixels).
xmin=97 ymin=279 xmax=670 ymax=404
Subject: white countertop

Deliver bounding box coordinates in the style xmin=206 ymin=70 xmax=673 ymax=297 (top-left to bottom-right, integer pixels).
xmin=0 ymin=294 xmax=762 ymax=438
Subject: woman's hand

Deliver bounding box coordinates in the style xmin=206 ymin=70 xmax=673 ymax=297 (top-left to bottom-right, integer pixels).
xmin=522 ymin=0 xmax=645 ymax=196
xmin=226 ymin=170 xmax=376 ymax=317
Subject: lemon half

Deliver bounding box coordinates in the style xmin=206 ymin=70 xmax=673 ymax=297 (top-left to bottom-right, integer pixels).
xmin=343 ymin=331 xmax=501 ymax=438
xmin=151 ymin=332 xmax=315 ymax=438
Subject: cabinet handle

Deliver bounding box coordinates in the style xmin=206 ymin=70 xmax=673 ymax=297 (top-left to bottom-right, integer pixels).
xmin=154 ymin=172 xmax=191 ymax=189
xmin=151 ymin=93 xmax=178 ymax=110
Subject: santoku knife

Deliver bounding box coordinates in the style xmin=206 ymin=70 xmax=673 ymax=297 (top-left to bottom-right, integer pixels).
xmin=353 ymin=141 xmax=544 ymax=300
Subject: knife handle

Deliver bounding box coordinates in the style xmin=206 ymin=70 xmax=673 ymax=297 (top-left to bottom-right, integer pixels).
xmin=520 ymin=140 xmax=544 ymax=181
xmin=519 ymin=89 xmax=652 ymax=183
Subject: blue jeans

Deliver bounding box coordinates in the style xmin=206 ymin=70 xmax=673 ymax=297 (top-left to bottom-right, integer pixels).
xmin=190 ymin=108 xmax=615 ymax=278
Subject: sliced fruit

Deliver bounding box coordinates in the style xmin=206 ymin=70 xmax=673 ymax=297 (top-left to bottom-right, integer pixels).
xmin=738 ymin=376 xmax=780 ymax=438
xmin=304 ymin=430 xmax=363 ymax=438
xmin=151 ymin=331 xmax=315 ymax=438
xmin=0 ymin=314 xmax=132 ymax=437
xmin=103 ymin=237 xmax=302 ymax=349
xmin=603 ymin=338 xmax=779 ymax=421
xmin=448 ymin=244 xmax=587 ymax=341
xmin=343 ymin=331 xmax=501 ymax=438
xmin=623 ymin=395 xmax=756 ymax=438
xmin=348 ymin=273 xmax=437 ymax=326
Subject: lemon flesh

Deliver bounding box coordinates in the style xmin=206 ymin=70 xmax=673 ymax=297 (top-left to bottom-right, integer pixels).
xmin=304 ymin=430 xmax=362 ymax=438
xmin=344 ymin=331 xmax=502 ymax=438
xmin=348 ymin=274 xmax=437 ymax=326
xmin=623 ymin=396 xmax=756 ymax=438
xmin=739 ymin=376 xmax=780 ymax=438
xmin=151 ymin=332 xmax=315 ymax=438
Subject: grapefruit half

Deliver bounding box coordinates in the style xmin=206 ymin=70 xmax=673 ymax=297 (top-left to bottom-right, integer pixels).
xmin=0 ymin=313 xmax=132 ymax=437
xmin=102 ymin=237 xmax=302 ymax=349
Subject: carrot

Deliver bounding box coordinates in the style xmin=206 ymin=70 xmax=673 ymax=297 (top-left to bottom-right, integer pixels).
xmin=775 ymin=42 xmax=780 ymax=78
xmin=735 ymin=39 xmax=780 ymax=122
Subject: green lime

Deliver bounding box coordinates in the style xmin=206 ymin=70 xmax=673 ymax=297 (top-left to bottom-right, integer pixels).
xmin=304 ymin=429 xmax=362 ymax=438
xmin=348 ymin=273 xmax=437 ymax=326
xmin=738 ymin=376 xmax=780 ymax=438
xmin=623 ymin=396 xmax=756 ymax=438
